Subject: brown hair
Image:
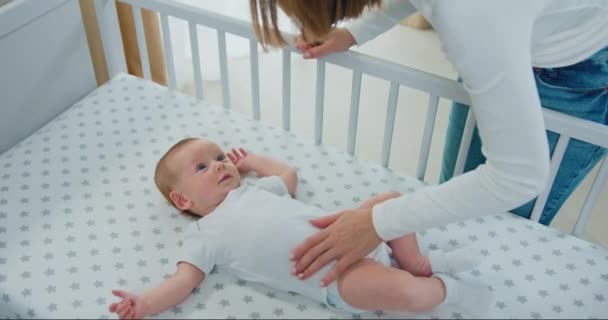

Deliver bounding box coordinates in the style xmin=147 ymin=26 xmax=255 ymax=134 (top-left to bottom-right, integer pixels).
xmin=154 ymin=137 xmax=199 ymax=209
xmin=250 ymin=0 xmax=381 ymax=50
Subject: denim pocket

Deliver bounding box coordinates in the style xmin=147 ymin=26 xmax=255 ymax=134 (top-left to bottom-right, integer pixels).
xmin=537 ymin=70 xmax=608 ymax=92
xmin=536 ymin=47 xmax=608 ymax=92
xmin=536 ymin=72 xmax=608 ymax=119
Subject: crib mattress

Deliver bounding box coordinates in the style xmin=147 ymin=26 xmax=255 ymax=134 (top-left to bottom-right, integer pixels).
xmin=1 ymin=73 xmax=606 ymax=319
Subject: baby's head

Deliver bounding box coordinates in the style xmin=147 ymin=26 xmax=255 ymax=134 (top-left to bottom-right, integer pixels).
xmin=154 ymin=138 xmax=241 ymax=217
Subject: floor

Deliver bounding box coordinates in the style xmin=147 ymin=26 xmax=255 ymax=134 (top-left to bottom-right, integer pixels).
xmin=178 ymin=24 xmax=607 ymax=247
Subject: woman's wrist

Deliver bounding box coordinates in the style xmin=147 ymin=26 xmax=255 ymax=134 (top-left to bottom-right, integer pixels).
xmin=339 ymin=28 xmax=357 ymax=47
xmin=369 ymin=202 xmax=387 ymax=241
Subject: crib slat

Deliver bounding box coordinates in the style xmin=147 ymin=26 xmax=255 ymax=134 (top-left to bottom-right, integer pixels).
xmin=530 ymin=134 xmax=571 ymax=222
xmin=453 ymin=110 xmax=476 ymax=177
xmin=160 ymin=13 xmax=177 ymax=90
xmin=416 ymin=94 xmax=439 ymax=180
xmin=315 ymin=60 xmax=326 ymax=145
xmin=217 ymin=30 xmax=230 ymax=109
xmin=347 ymin=70 xmax=362 ymax=155
xmin=250 ymin=39 xmax=261 ymax=120
xmin=94 ymin=0 xmax=127 ymax=77
xmin=572 ymin=153 xmax=608 ymax=237
xmin=189 ymin=21 xmax=204 ymax=99
xmin=381 ymin=82 xmax=399 ymax=168
xmin=132 ymin=5 xmax=151 ymax=80
xmin=282 ymin=49 xmax=291 ymax=131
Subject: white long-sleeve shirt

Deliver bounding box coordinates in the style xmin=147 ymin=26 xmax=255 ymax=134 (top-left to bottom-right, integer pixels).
xmin=346 ymin=0 xmax=608 ymax=240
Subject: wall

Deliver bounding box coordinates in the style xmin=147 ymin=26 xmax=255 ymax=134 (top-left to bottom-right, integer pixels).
xmin=0 ymin=0 xmax=95 ymax=153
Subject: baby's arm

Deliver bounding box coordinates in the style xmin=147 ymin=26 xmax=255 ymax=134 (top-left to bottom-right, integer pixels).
xmin=109 ymin=262 xmax=204 ymax=319
xmin=228 ymin=148 xmax=297 ymax=196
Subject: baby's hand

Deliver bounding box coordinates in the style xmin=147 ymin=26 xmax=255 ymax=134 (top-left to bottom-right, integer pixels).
xmin=227 ymin=148 xmax=253 ymax=173
xmin=108 ymin=289 xmax=149 ymax=319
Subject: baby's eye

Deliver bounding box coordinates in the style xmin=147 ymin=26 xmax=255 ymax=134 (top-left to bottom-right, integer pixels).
xmin=217 ymin=154 xmax=227 ymax=161
xmin=196 ymin=163 xmax=207 ymax=171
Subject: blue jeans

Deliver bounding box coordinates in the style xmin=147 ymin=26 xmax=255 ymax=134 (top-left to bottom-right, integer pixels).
xmin=440 ymin=47 xmax=608 ymax=226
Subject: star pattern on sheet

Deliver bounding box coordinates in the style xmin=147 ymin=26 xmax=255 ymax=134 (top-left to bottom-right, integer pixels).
xmin=0 ymin=74 xmax=606 ymax=319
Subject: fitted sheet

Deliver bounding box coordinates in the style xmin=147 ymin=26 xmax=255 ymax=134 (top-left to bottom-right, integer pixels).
xmin=0 ymin=73 xmax=606 ymax=319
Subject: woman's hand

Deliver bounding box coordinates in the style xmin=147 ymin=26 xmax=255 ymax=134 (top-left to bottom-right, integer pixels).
xmin=108 ymin=289 xmax=150 ymax=319
xmin=227 ymin=148 xmax=252 ymax=174
xmin=295 ymin=28 xmax=357 ymax=59
xmin=289 ymin=207 xmax=382 ymax=286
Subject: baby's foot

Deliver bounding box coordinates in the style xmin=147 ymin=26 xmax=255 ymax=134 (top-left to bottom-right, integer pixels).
xmin=428 ymin=248 xmax=481 ymax=275
xmin=433 ymin=273 xmax=493 ymax=318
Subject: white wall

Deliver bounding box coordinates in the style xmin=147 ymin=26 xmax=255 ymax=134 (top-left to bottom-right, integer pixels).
xmin=0 ymin=0 xmax=13 ymax=8
xmin=0 ymin=0 xmax=95 ymax=153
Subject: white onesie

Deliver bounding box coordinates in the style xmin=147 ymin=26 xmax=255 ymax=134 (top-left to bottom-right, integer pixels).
xmin=177 ymin=176 xmax=392 ymax=305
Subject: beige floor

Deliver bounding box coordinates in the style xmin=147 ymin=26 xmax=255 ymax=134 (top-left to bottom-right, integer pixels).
xmin=180 ymin=25 xmax=607 ymax=247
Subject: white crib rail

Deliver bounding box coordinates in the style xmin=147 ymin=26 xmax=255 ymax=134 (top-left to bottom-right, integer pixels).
xmin=94 ymin=0 xmax=608 ymax=239
xmin=282 ymin=49 xmax=291 ymax=131
xmin=160 ymin=13 xmax=176 ymax=90
xmin=131 ymin=4 xmax=151 ymax=80
xmin=188 ymin=21 xmax=204 ymax=99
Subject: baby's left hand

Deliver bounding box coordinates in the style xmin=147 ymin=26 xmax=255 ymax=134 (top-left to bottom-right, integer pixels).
xmin=227 ymin=148 xmax=252 ymax=173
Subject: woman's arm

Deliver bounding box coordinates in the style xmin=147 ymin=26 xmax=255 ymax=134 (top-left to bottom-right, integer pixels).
xmin=358 ymin=191 xmax=401 ymax=209
xmin=291 ymin=1 xmax=551 ymax=286
xmin=344 ymin=0 xmax=417 ymax=46
xmin=373 ymin=1 xmax=550 ymax=239
xmin=297 ymin=0 xmax=417 ymax=59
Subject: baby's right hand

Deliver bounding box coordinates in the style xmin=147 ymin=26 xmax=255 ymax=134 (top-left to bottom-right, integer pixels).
xmin=108 ymin=289 xmax=149 ymax=319
xmin=227 ymin=148 xmax=253 ymax=173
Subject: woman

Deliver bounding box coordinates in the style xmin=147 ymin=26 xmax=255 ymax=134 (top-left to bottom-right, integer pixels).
xmin=250 ymin=0 xmax=608 ymax=287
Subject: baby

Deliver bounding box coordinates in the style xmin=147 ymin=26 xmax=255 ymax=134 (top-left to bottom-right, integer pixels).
xmin=108 ymin=137 xmax=490 ymax=319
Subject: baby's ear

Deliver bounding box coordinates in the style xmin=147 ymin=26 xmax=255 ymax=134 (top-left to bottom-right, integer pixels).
xmin=169 ymin=191 xmax=193 ymax=211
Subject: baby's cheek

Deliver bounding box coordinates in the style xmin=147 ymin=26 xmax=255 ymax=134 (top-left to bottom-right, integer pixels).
xmin=197 ymin=181 xmax=214 ymax=199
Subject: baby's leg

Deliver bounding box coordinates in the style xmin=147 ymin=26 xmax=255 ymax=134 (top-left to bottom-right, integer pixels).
xmin=388 ymin=234 xmax=432 ymax=277
xmin=358 ymin=192 xmax=431 ymax=277
xmin=337 ymin=259 xmax=445 ymax=312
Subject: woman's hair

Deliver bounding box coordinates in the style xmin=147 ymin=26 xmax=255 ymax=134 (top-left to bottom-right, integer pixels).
xmin=250 ymin=0 xmax=381 ymax=49
xmin=154 ymin=137 xmax=198 ymax=210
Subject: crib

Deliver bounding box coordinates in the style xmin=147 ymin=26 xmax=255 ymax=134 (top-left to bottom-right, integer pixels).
xmin=1 ymin=0 xmax=607 ymax=318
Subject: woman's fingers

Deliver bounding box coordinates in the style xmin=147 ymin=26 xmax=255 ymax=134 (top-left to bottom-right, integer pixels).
xmin=294 ymin=207 xmax=382 ymax=282
xmin=289 ymin=229 xmax=328 ymax=262
xmin=295 ymin=35 xmax=313 ymax=51
xmin=321 ymin=254 xmax=358 ymax=287
xmin=239 ymin=148 xmax=248 ymax=157
xmin=302 ymin=28 xmax=356 ymax=59
xmin=303 ymin=41 xmax=334 ymax=59
xmin=301 ymin=248 xmax=340 ymax=282
xmin=295 ymin=33 xmax=330 ymax=58
xmin=292 ymin=233 xmax=331 ymax=274
xmin=309 ymin=212 xmax=343 ymax=229
xmin=109 ymin=302 xmax=118 ymax=312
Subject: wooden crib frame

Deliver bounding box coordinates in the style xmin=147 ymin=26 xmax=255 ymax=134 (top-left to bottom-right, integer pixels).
xmin=90 ymin=0 xmax=607 ymax=239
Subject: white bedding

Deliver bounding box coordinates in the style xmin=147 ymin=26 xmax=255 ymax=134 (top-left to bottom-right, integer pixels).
xmin=0 ymin=74 xmax=606 ymax=319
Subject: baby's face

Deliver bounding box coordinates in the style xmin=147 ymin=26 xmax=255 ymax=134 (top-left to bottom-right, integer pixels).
xmin=170 ymin=139 xmax=241 ymax=216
